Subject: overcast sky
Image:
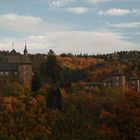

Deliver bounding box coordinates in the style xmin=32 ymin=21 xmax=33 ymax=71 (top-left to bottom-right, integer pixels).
xmin=0 ymin=0 xmax=140 ymax=54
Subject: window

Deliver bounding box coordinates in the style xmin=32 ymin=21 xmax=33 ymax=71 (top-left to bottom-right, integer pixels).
xmin=14 ymin=72 xmax=17 ymax=75
xmin=0 ymin=72 xmax=4 ymax=75
xmin=5 ymin=72 xmax=8 ymax=75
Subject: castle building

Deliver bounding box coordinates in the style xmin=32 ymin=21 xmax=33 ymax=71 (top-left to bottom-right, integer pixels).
xmin=0 ymin=44 xmax=33 ymax=87
xmin=102 ymin=69 xmax=126 ymax=88
xmin=86 ymin=69 xmax=140 ymax=93
xmin=112 ymin=69 xmax=126 ymax=88
xmin=129 ymin=77 xmax=140 ymax=93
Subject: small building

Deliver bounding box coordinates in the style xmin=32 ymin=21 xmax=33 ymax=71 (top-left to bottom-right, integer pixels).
xmin=86 ymin=66 xmax=140 ymax=92
xmin=102 ymin=76 xmax=112 ymax=87
xmin=129 ymin=77 xmax=140 ymax=93
xmin=102 ymin=68 xmax=126 ymax=88
xmin=112 ymin=69 xmax=125 ymax=88
xmin=0 ymin=44 xmax=33 ymax=87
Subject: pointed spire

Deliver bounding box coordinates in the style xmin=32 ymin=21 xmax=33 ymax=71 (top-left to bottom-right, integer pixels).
xmin=24 ymin=40 xmax=28 ymax=56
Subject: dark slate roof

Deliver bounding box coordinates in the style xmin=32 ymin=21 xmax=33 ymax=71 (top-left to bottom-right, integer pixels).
xmin=86 ymin=82 xmax=102 ymax=87
xmin=0 ymin=63 xmax=18 ymax=71
xmin=112 ymin=70 xmax=124 ymax=76
xmin=112 ymin=67 xmax=125 ymax=76
xmin=129 ymin=77 xmax=139 ymax=80
xmin=9 ymin=49 xmax=19 ymax=55
xmin=112 ymin=73 xmax=124 ymax=76
xmin=103 ymin=76 xmax=112 ymax=83
xmin=19 ymin=62 xmax=32 ymax=65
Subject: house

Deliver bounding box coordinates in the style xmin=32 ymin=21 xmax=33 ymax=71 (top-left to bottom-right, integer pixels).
xmin=0 ymin=44 xmax=33 ymax=87
xmin=129 ymin=76 xmax=140 ymax=92
xmin=112 ymin=69 xmax=125 ymax=88
xmin=86 ymin=68 xmax=140 ymax=93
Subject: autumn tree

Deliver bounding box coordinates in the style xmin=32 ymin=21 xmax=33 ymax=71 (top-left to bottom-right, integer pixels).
xmin=3 ymin=83 xmax=24 ymax=97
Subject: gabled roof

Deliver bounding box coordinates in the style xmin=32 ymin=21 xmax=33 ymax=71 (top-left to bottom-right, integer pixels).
xmin=112 ymin=73 xmax=124 ymax=76
xmin=86 ymin=82 xmax=102 ymax=87
xmin=9 ymin=49 xmax=19 ymax=55
xmin=103 ymin=76 xmax=112 ymax=83
xmin=129 ymin=77 xmax=139 ymax=80
xmin=0 ymin=63 xmax=18 ymax=71
xmin=112 ymin=69 xmax=124 ymax=76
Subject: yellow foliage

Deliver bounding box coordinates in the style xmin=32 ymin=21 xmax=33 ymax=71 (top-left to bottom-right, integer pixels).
xmin=30 ymin=98 xmax=37 ymax=106
xmin=23 ymin=80 xmax=31 ymax=93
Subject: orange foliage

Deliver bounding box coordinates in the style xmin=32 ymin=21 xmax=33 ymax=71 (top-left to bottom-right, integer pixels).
xmin=58 ymin=56 xmax=97 ymax=70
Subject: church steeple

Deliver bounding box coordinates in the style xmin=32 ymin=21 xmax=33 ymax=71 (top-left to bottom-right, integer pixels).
xmin=24 ymin=40 xmax=28 ymax=56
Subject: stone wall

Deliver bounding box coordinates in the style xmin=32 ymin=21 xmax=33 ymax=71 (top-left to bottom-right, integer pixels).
xmin=18 ymin=63 xmax=33 ymax=85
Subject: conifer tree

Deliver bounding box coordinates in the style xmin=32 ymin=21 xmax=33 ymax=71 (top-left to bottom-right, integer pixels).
xmin=31 ymin=72 xmax=42 ymax=92
xmin=41 ymin=50 xmax=62 ymax=84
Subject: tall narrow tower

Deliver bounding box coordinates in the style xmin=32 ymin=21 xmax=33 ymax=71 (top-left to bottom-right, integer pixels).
xmin=18 ymin=42 xmax=33 ymax=86
xmin=24 ymin=40 xmax=28 ymax=56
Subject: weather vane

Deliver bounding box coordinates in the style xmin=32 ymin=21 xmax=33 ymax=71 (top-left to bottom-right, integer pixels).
xmin=12 ymin=42 xmax=14 ymax=49
xmin=25 ymin=40 xmax=27 ymax=46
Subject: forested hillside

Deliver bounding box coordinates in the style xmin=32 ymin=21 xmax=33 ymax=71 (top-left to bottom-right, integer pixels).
xmin=0 ymin=50 xmax=140 ymax=139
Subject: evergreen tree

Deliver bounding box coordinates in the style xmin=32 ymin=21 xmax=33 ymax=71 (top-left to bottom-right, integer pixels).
xmin=54 ymin=86 xmax=63 ymax=110
xmin=31 ymin=72 xmax=42 ymax=92
xmin=41 ymin=50 xmax=62 ymax=84
xmin=46 ymin=87 xmax=55 ymax=108
xmin=46 ymin=86 xmax=63 ymax=110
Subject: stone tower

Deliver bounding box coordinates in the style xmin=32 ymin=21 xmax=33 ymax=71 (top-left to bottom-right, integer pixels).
xmin=112 ymin=68 xmax=125 ymax=88
xmin=18 ymin=43 xmax=33 ymax=85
